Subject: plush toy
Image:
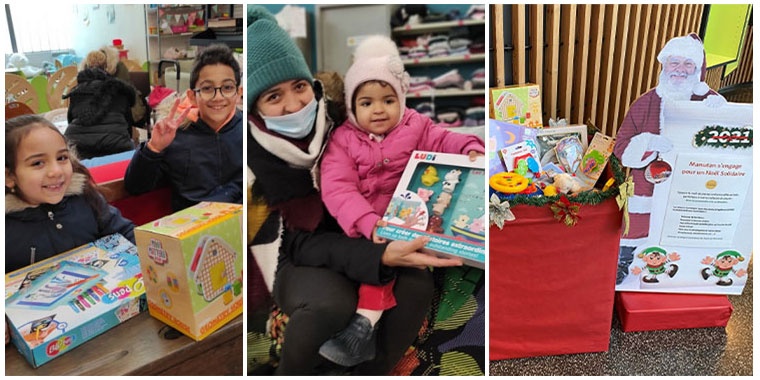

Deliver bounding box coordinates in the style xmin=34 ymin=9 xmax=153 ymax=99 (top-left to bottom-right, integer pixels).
xmin=552 ymin=173 xmax=584 ymax=194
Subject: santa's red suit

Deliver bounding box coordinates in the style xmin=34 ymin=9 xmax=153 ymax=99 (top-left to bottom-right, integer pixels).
xmin=613 ymin=33 xmax=725 ymax=284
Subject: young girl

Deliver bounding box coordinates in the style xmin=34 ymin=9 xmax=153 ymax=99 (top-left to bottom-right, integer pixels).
xmin=318 ymin=35 xmax=484 ymax=366
xmin=5 ymin=115 xmax=135 ymax=273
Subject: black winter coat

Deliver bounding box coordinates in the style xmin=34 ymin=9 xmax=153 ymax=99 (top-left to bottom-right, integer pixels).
xmin=5 ymin=173 xmax=135 ymax=273
xmin=64 ymin=68 xmax=136 ymax=159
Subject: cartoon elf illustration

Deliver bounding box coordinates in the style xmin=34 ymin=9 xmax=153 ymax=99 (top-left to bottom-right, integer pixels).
xmin=701 ymin=250 xmax=747 ymax=286
xmin=630 ymin=246 xmax=680 ymax=283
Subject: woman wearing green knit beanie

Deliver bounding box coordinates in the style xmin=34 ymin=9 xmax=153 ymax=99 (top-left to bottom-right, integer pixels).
xmin=246 ymin=5 xmax=448 ymax=376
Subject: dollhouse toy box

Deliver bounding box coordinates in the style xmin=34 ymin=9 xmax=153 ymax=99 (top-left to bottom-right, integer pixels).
xmin=134 ymin=202 xmax=243 ymax=341
xmin=5 ymin=234 xmax=145 ymax=368
xmin=377 ymin=151 xmax=486 ymax=268
xmin=490 ymin=84 xmax=543 ymax=128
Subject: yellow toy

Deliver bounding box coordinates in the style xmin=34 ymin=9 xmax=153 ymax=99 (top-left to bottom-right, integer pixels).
xmin=420 ymin=165 xmax=440 ymax=186
xmin=489 ymin=172 xmax=529 ymax=194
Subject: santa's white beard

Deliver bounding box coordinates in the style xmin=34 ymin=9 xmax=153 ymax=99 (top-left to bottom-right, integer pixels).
xmin=656 ymin=70 xmax=699 ymax=101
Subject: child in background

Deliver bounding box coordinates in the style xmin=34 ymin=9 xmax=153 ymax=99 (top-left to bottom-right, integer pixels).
xmin=318 ymin=35 xmax=484 ymax=367
xmin=5 ymin=115 xmax=135 ymax=274
xmin=124 ymin=44 xmax=243 ymax=211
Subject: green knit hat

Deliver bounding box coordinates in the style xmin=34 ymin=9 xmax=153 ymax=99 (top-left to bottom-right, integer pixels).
xmin=716 ymin=250 xmax=744 ymax=261
xmin=247 ymin=6 xmax=313 ymax=110
xmin=638 ymin=246 xmax=666 ymax=258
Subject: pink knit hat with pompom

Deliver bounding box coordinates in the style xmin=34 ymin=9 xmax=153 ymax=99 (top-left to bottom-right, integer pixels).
xmin=344 ymin=35 xmax=410 ymax=127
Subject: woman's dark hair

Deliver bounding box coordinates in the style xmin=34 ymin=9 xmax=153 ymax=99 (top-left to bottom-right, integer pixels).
xmin=189 ymin=44 xmax=242 ymax=89
xmin=5 ymin=115 xmax=108 ymax=218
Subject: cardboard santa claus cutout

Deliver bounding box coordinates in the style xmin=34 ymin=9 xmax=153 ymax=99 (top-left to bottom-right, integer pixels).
xmin=614 ymin=33 xmax=753 ymax=295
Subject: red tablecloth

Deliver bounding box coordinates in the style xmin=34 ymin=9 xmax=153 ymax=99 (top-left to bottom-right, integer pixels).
xmin=490 ymin=197 xmax=622 ymax=359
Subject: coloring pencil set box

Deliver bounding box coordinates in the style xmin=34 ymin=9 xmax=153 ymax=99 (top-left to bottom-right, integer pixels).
xmin=377 ymin=151 xmax=486 ymax=268
xmin=5 ymin=233 xmax=145 ymax=368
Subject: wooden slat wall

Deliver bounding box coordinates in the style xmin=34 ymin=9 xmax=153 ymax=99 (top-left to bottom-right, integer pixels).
xmin=491 ymin=4 xmax=710 ymax=137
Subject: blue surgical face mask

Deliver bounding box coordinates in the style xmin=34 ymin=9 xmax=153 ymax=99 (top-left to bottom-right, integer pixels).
xmin=260 ymin=98 xmax=318 ymax=139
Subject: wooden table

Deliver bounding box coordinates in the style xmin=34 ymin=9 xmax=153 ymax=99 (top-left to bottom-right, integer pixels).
xmin=5 ymin=312 xmax=243 ymax=375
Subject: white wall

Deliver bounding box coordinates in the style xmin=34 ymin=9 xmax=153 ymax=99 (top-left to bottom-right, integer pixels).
xmin=71 ymin=4 xmax=147 ymax=64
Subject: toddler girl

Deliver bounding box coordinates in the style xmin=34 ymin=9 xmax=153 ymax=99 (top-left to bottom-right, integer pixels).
xmin=318 ymin=35 xmax=484 ymax=366
xmin=5 ymin=115 xmax=135 ymax=273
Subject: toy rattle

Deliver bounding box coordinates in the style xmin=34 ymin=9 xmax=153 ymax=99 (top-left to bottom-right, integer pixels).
xmin=489 ymin=172 xmax=530 ymax=194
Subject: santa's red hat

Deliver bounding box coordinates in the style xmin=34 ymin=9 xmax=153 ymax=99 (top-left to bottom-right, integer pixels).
xmin=657 ymin=33 xmax=710 ymax=96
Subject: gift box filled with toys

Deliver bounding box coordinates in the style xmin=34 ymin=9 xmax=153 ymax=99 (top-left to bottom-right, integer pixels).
xmin=376 ymin=151 xmax=486 ymax=268
xmin=488 ymin=119 xmax=625 ymax=359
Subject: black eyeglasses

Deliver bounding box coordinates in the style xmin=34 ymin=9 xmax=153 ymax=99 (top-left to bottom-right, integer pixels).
xmin=193 ymin=83 xmax=238 ymax=100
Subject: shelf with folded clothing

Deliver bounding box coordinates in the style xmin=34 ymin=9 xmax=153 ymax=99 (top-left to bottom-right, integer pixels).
xmin=407 ymin=88 xmax=485 ymax=99
xmin=402 ymin=53 xmax=486 ymax=67
xmin=391 ymin=5 xmax=486 ymax=141
xmin=392 ymin=19 xmax=485 ymax=35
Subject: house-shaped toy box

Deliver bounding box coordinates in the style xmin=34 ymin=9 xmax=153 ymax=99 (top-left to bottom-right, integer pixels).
xmin=134 ymin=202 xmax=243 ymax=341
xmin=490 ymin=84 xmax=543 ymax=128
xmin=377 ymin=151 xmax=486 ymax=268
xmin=5 ymin=233 xmax=145 ymax=368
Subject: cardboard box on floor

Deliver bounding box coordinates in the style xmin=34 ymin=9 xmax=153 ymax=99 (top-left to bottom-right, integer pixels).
xmin=5 ymin=234 xmax=145 ymax=368
xmin=135 ymin=202 xmax=243 ymax=341
xmin=615 ymin=292 xmax=733 ymax=332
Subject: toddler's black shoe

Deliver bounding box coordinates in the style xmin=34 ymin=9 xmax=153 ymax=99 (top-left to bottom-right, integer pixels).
xmin=319 ymin=314 xmax=377 ymax=367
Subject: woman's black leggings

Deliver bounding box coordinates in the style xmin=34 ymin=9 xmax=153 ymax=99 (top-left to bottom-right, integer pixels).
xmin=272 ymin=260 xmax=434 ymax=375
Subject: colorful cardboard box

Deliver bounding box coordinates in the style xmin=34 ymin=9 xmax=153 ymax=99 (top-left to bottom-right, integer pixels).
xmin=574 ymin=132 xmax=615 ymax=191
xmin=135 ymin=202 xmax=243 ymax=341
xmin=377 ymin=151 xmax=486 ymax=268
xmin=490 ymin=84 xmax=543 ymax=128
xmin=615 ymin=292 xmax=733 ymax=332
xmin=5 ymin=234 xmax=145 ymax=368
xmin=487 ymin=119 xmax=539 ymax=176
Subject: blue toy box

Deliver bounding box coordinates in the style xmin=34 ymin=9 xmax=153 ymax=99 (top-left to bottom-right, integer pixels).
xmin=5 ymin=234 xmax=145 ymax=368
xmin=377 ymin=151 xmax=486 ymax=268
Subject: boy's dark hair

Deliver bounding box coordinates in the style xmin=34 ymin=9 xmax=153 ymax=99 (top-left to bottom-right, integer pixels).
xmin=189 ymin=44 xmax=242 ymax=89
xmin=5 ymin=115 xmax=107 ymax=218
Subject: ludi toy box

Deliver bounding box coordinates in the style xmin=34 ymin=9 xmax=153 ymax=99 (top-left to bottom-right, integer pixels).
xmin=376 ymin=151 xmax=486 ymax=268
xmin=134 ymin=202 xmax=243 ymax=341
xmin=5 ymin=233 xmax=145 ymax=368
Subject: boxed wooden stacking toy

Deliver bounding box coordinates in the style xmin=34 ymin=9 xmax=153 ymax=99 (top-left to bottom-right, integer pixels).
xmin=376 ymin=151 xmax=486 ymax=268
xmin=490 ymin=84 xmax=543 ymax=128
xmin=135 ymin=202 xmax=243 ymax=341
xmin=5 ymin=234 xmax=145 ymax=368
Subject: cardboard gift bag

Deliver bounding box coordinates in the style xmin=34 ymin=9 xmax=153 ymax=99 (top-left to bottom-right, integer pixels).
xmin=489 ymin=196 xmax=622 ymax=359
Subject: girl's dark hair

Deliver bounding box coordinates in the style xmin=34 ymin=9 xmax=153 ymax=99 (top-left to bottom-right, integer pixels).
xmin=189 ymin=44 xmax=242 ymax=89
xmin=5 ymin=115 xmax=107 ymax=218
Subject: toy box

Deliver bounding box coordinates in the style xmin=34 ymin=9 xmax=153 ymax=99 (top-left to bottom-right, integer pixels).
xmin=490 ymin=84 xmax=543 ymax=128
xmin=376 ymin=151 xmax=486 ymax=268
xmin=615 ymin=292 xmax=733 ymax=332
xmin=134 ymin=202 xmax=243 ymax=341
xmin=5 ymin=234 xmax=145 ymax=368
xmin=487 ymin=119 xmax=539 ymax=176
xmin=574 ymin=132 xmax=615 ymax=191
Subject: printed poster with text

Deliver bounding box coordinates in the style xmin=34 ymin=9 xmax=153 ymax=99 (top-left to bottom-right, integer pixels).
xmin=617 ymin=101 xmax=753 ymax=295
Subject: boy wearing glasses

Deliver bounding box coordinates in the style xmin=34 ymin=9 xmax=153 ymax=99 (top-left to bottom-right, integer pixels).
xmin=125 ymin=44 xmax=243 ymax=211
